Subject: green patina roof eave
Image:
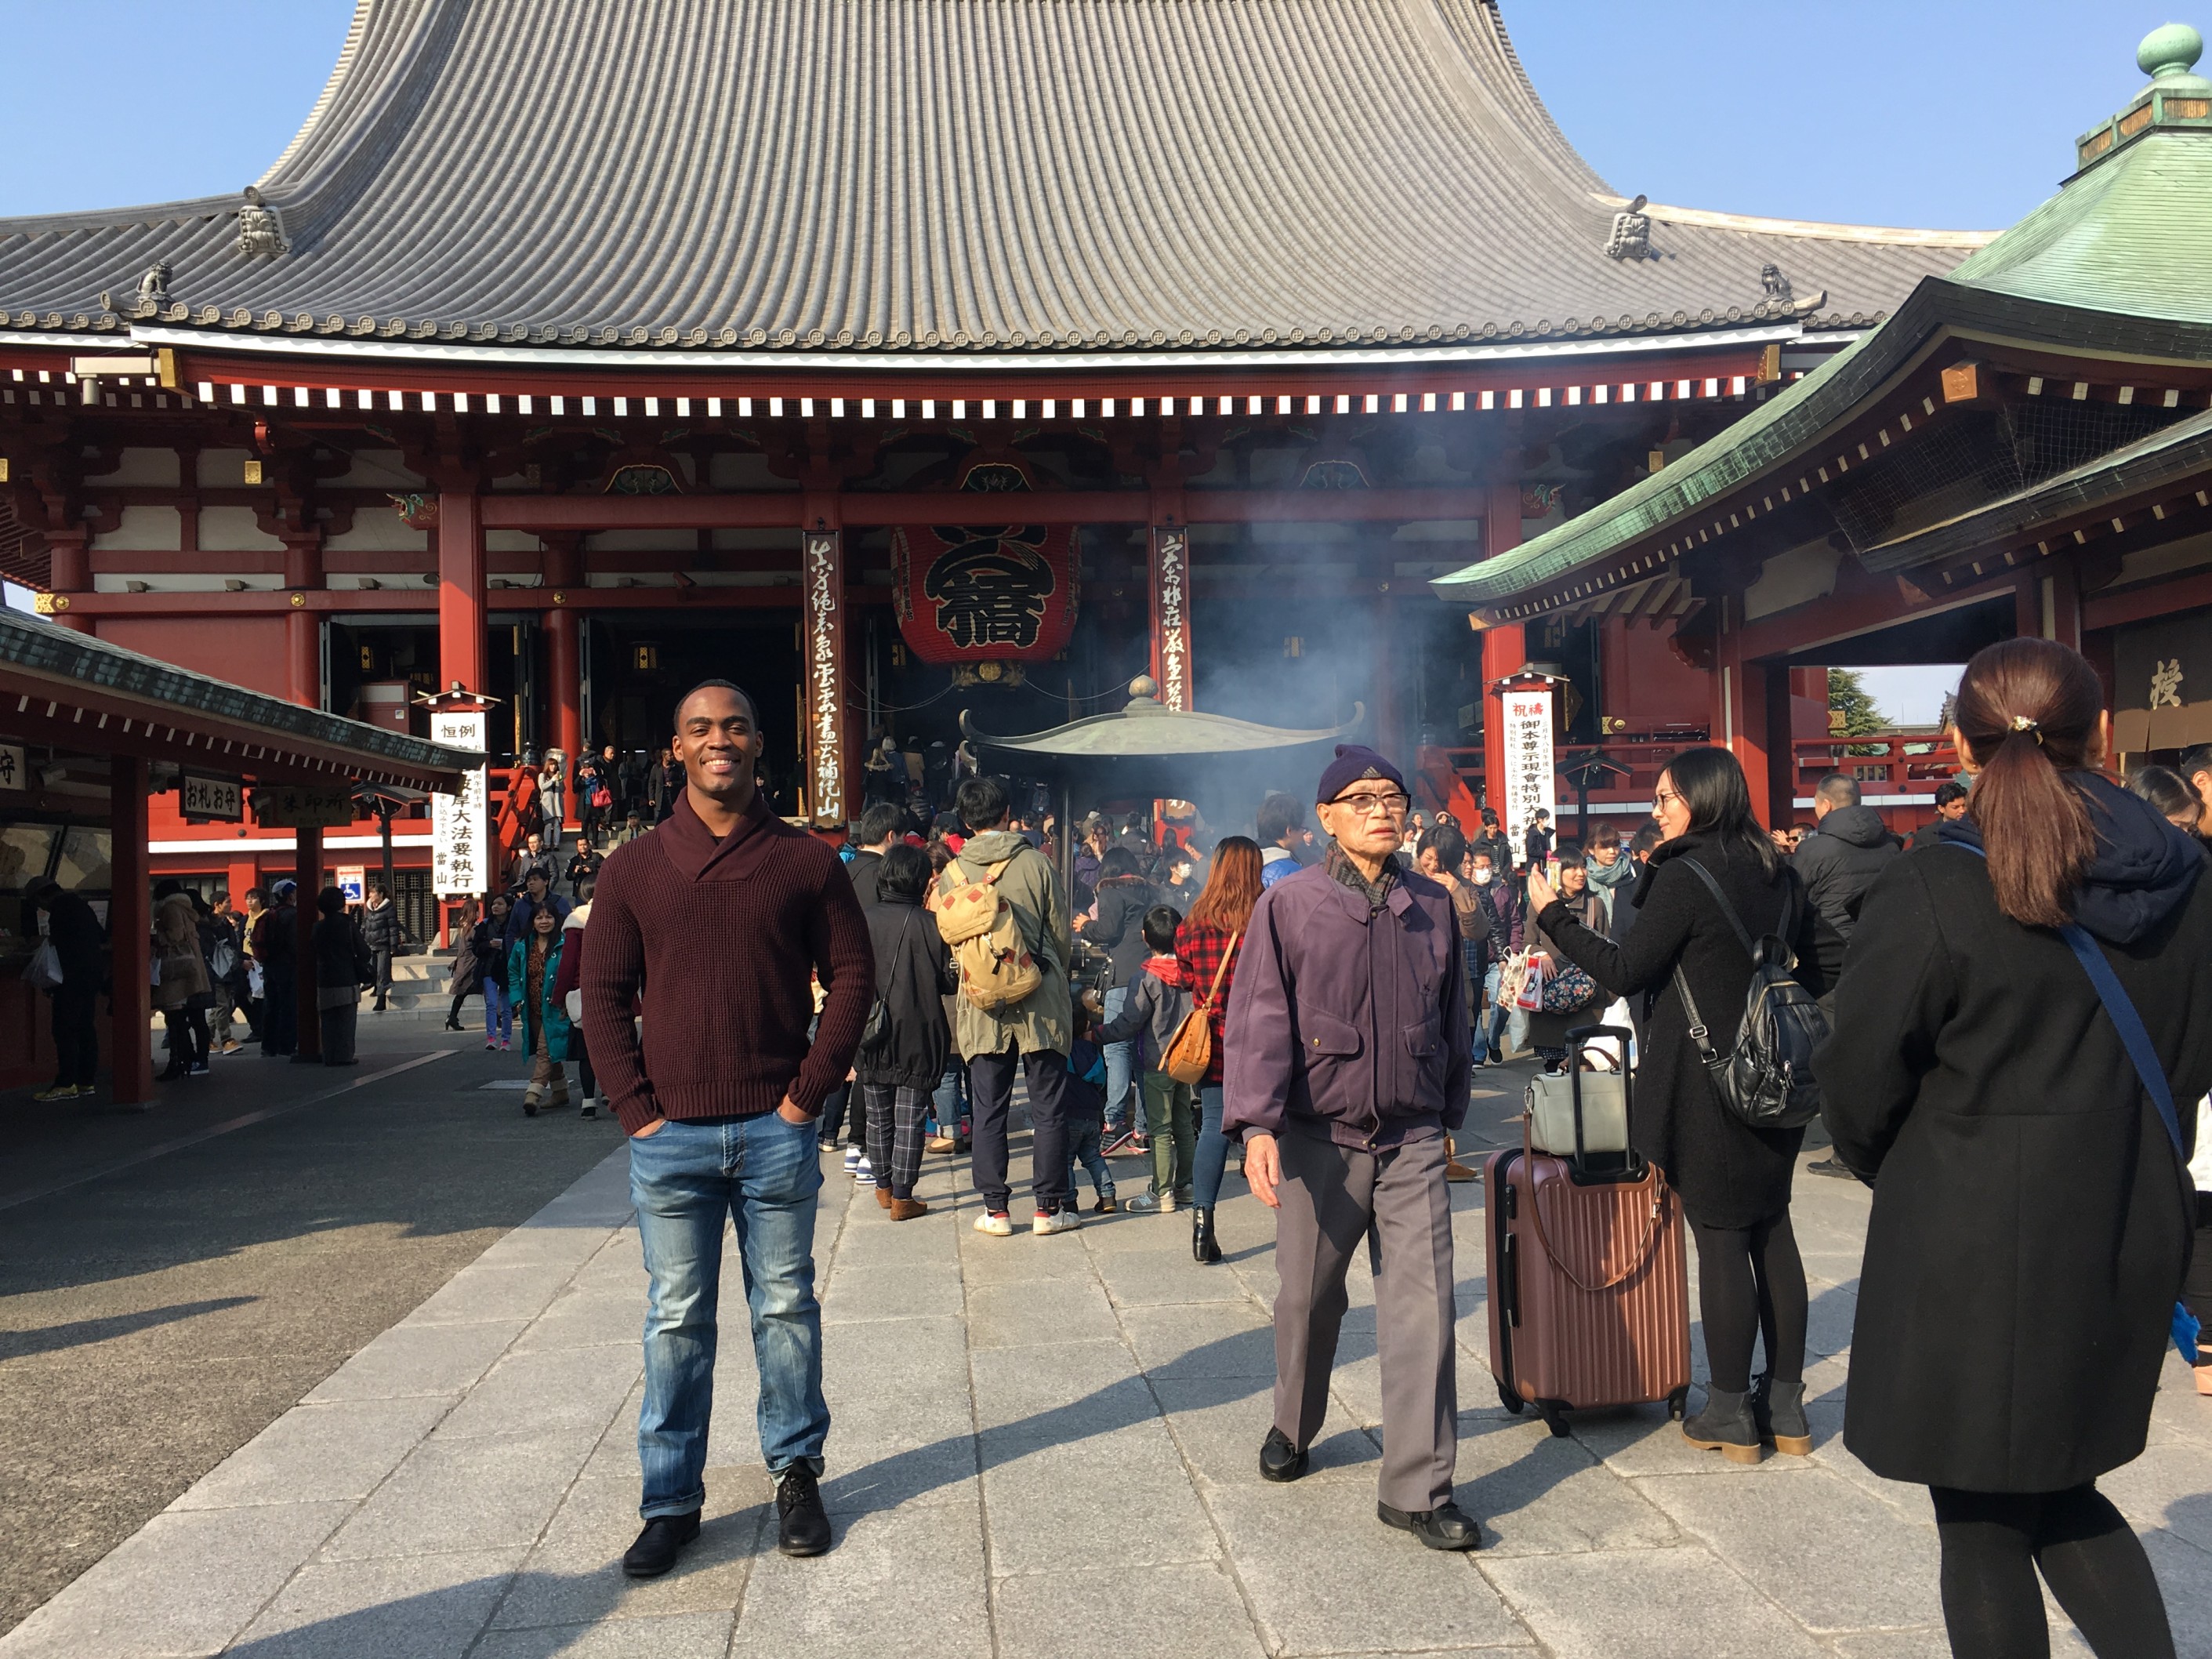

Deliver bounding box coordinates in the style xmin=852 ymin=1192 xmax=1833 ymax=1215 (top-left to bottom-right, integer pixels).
xmin=1 ymin=609 xmax=479 ymax=780
xmin=960 ymin=702 xmax=1362 ymax=761
xmin=1433 ymin=125 xmax=2212 ymax=612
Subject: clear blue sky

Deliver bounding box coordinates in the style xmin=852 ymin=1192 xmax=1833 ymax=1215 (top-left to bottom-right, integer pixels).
xmin=0 ymin=1 xmax=2178 ymax=227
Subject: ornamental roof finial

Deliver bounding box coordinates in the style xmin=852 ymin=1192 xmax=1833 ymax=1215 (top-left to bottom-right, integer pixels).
xmin=2138 ymin=22 xmax=2206 ymax=81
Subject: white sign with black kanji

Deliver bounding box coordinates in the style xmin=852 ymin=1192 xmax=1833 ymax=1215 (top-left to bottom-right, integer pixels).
xmin=0 ymin=744 xmax=22 ymax=791
xmin=431 ymin=711 xmax=488 ymax=897
xmin=1500 ymin=688 xmax=1556 ymax=863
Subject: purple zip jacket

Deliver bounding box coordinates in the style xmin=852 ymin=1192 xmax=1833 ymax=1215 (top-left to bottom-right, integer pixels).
xmin=1222 ymin=859 xmax=1470 ymax=1150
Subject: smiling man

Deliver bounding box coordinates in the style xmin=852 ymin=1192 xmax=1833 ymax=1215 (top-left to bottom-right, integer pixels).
xmin=1224 ymin=743 xmax=1479 ymax=1552
xmin=582 ymin=679 xmax=874 ymax=1573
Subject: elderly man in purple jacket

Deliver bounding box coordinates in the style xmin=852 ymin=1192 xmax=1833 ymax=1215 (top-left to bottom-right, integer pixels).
xmin=1224 ymin=744 xmax=1479 ymax=1552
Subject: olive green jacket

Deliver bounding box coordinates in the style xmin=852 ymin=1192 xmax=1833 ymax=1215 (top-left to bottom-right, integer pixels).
xmin=941 ymin=830 xmax=1073 ymax=1059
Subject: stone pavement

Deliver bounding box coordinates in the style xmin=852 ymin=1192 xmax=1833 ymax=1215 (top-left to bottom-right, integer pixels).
xmin=5 ymin=1088 xmax=2210 ymax=1659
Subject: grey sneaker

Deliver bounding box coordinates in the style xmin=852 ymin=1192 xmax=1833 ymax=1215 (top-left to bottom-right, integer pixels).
xmin=1124 ymin=1189 xmax=1165 ymax=1212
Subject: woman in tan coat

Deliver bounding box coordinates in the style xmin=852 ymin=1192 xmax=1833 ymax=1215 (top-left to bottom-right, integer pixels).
xmin=153 ymin=880 xmax=212 ymax=1080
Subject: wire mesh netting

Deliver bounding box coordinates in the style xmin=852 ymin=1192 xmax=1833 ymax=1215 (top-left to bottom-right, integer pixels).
xmin=1826 ymin=398 xmax=2187 ymax=554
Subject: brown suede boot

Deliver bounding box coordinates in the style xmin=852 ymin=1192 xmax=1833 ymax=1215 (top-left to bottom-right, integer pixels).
xmin=875 ymin=1185 xmax=892 ymax=1210
xmin=889 ymin=1196 xmax=929 ymax=1221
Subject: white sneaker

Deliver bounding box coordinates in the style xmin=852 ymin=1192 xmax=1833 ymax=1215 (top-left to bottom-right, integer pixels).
xmin=854 ymin=1156 xmax=876 ymax=1188
xmin=1032 ymin=1209 xmax=1082 ymax=1236
xmin=973 ymin=1211 xmax=1014 ymax=1236
xmin=842 ymin=1145 xmax=861 ymax=1176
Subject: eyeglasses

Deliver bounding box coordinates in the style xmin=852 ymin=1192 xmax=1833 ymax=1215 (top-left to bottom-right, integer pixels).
xmin=1652 ymin=788 xmax=1684 ymax=810
xmin=1329 ymin=790 xmax=1411 ymax=819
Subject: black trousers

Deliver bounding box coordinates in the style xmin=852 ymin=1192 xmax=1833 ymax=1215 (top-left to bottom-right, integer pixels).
xmin=320 ymin=1001 xmax=358 ymax=1065
xmin=966 ymin=1046 xmax=1072 ymax=1215
xmin=261 ymin=968 xmax=297 ymax=1055
xmin=161 ymin=1005 xmax=209 ymax=1074
xmin=49 ymin=984 xmax=99 ymax=1088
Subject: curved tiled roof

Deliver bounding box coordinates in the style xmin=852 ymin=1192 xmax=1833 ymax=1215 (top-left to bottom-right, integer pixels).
xmin=0 ymin=0 xmax=1989 ymax=356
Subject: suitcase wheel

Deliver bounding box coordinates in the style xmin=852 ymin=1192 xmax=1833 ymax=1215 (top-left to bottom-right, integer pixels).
xmin=1497 ymin=1382 xmax=1525 ymax=1416
xmin=1666 ymin=1386 xmax=1689 ymax=1422
xmin=1536 ymin=1400 xmax=1571 ymax=1438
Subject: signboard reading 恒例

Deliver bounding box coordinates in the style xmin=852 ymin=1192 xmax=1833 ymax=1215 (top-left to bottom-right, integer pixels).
xmin=431 ymin=711 xmax=488 ymax=897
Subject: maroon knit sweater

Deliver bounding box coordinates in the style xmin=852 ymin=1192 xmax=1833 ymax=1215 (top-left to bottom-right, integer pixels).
xmin=580 ymin=791 xmax=874 ymax=1135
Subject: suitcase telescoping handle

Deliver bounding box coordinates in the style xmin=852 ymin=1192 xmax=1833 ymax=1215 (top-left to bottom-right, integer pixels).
xmin=1561 ymin=1024 xmax=1634 ymax=1168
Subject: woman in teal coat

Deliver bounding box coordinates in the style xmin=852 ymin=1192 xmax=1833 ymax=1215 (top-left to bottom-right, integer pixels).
xmin=506 ymin=902 xmax=573 ymax=1114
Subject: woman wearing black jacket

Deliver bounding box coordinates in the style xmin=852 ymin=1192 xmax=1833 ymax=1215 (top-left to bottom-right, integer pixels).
xmin=310 ymin=888 xmax=372 ymax=1066
xmin=1080 ymin=847 xmax=1156 ymax=1143
xmin=1816 ymin=640 xmax=2212 ymax=1659
xmin=859 ymin=844 xmax=957 ymax=1219
xmin=1525 ymin=746 xmax=1822 ymax=1463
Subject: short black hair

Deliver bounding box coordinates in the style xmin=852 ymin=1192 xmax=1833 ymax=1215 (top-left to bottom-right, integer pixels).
xmin=1815 ymin=771 xmax=1861 ymax=808
xmin=525 ymin=867 xmax=549 ymax=886
xmin=317 ymin=886 xmax=347 ymax=917
xmin=1629 ymin=822 xmax=1663 ymax=856
xmin=1140 ymin=904 xmax=1183 ymax=953
xmin=956 ymin=775 xmax=1010 ymax=831
xmin=1255 ymin=792 xmax=1305 ymax=846
xmin=1934 ymin=779 xmax=1969 ymax=808
xmin=575 ymin=877 xmax=597 ymax=902
xmin=880 ymin=841 xmax=932 ymax=901
xmin=1424 ymin=823 xmax=1467 ymax=872
xmin=856 ymin=803 xmax=905 ymax=848
xmin=671 ymin=678 xmax=760 ymax=733
xmin=1532 ymin=808 xmax=1550 ymax=822
xmin=2181 ymin=743 xmax=2212 ymax=782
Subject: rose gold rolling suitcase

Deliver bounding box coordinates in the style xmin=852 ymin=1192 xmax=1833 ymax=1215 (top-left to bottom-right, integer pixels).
xmin=1483 ymin=1026 xmax=1691 ymax=1436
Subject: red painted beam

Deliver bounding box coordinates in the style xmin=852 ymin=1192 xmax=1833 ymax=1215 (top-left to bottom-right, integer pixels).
xmin=477 ymin=487 xmax=1495 ymax=530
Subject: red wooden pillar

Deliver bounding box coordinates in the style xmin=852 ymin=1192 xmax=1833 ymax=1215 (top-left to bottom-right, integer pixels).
xmin=293 ymin=826 xmax=322 ymax=1062
xmin=45 ymin=531 xmax=92 ymax=634
xmin=108 ymin=756 xmax=151 ymax=1105
xmin=1478 ymin=477 xmax=1527 ymax=810
xmin=800 ymin=521 xmax=848 ymax=826
xmin=283 ymin=534 xmax=324 ymax=708
xmin=437 ymin=492 xmax=487 ymax=695
xmin=1715 ymin=604 xmax=1791 ymax=830
xmin=545 ymin=535 xmax=585 ymax=805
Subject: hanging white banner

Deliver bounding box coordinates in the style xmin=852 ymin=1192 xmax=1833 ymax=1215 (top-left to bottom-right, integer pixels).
xmin=1499 ymin=685 xmax=1556 ymax=865
xmin=430 ymin=710 xmax=489 ymax=897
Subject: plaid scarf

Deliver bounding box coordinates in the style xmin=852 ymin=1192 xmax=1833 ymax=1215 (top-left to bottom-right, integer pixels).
xmin=1326 ymin=843 xmax=1395 ymax=913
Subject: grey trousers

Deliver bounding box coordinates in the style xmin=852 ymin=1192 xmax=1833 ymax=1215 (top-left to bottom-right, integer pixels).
xmin=1272 ymin=1127 xmax=1457 ymax=1512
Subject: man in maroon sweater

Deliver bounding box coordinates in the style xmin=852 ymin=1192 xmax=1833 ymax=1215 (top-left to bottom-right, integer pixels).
xmin=582 ymin=681 xmax=873 ymax=1574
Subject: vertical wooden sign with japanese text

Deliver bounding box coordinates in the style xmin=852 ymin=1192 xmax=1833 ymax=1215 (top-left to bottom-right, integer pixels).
xmin=1149 ymin=528 xmax=1194 ymax=711
xmin=803 ymin=532 xmax=847 ymax=825
xmin=430 ymin=710 xmax=488 ymax=896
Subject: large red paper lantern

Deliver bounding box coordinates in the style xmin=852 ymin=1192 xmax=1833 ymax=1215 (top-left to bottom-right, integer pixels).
xmin=890 ymin=466 xmax=1081 ymax=664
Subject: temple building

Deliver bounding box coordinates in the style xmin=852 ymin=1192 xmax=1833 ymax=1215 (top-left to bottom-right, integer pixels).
xmin=0 ymin=0 xmax=1990 ymax=900
xmin=1437 ymin=23 xmax=2212 ymax=835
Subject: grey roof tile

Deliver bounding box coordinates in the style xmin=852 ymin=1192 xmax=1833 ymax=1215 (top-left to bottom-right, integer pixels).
xmin=0 ymin=0 xmax=1988 ymax=354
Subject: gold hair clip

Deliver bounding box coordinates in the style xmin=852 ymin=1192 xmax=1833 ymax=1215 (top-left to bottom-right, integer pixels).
xmin=2010 ymin=714 xmax=2043 ymax=745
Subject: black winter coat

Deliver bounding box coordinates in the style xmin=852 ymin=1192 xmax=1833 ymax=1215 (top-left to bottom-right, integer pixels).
xmin=1536 ymin=831 xmax=1822 ymax=1227
xmin=857 ymin=895 xmax=956 ymax=1089
xmin=312 ymin=914 xmax=373 ymax=992
xmin=45 ymin=890 xmax=106 ymax=984
xmin=1793 ymin=806 xmax=1898 ymax=983
xmin=1815 ymin=782 xmax=2212 ymax=1493
xmin=846 ymin=848 xmax=886 ymax=910
xmin=1087 ymin=877 xmax=1158 ymax=988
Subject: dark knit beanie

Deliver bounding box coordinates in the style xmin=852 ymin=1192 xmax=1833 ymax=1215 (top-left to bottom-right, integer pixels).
xmin=1315 ymin=744 xmax=1407 ymax=804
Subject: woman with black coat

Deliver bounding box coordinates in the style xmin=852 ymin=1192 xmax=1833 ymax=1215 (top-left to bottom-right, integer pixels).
xmin=1525 ymin=746 xmax=1822 ymax=1464
xmin=859 ymin=843 xmax=957 ymax=1219
xmin=1815 ymin=640 xmax=2212 ymax=1659
xmin=1079 ymin=847 xmax=1156 ymax=1142
xmin=310 ymin=887 xmax=372 ymax=1066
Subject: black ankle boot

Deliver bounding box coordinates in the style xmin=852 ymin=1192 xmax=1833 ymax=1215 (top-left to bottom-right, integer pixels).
xmin=1192 ymin=1207 xmax=1222 ymax=1264
xmin=1682 ymin=1385 xmax=1762 ymax=1463
xmin=1750 ymin=1374 xmax=1811 ymax=1455
xmin=442 ymin=1013 xmax=463 ymax=1032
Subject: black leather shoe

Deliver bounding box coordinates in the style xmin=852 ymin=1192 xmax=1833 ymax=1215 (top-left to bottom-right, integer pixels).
xmin=1377 ymin=1498 xmax=1483 ymax=1551
xmin=776 ymin=1465 xmax=832 ymax=1557
xmin=1259 ymin=1426 xmax=1308 ymax=1483
xmin=1804 ymin=1155 xmax=1856 ymax=1180
xmin=622 ymin=1510 xmax=700 ymax=1577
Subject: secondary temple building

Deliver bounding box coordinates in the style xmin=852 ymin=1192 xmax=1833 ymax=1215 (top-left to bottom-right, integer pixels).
xmin=0 ymin=0 xmax=1991 ymax=907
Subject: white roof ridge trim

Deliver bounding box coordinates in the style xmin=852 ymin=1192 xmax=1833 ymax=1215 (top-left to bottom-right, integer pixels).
xmin=1593 ymin=194 xmax=2000 ymax=248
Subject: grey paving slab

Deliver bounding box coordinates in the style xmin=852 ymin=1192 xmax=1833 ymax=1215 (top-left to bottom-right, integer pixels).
xmin=1479 ymin=1547 xmax=1830 ymax=1659
xmin=1455 ymin=1414 xmax=1683 ymax=1556
xmin=1151 ymin=1375 xmax=1380 ymax=1487
xmin=1637 ymin=1465 xmax=1944 ymax=1632
xmin=818 ymin=1260 xmax=966 ymax=1323
xmin=169 ymin=1396 xmax=450 ymax=1510
xmin=727 ymin=1500 xmax=991 ymax=1659
xmin=1205 ymin=1483 xmax=1530 ymax=1654
xmin=965 ymin=1273 xmax=1121 ymax=1348
xmin=430 ymin=1343 xmax=641 ymax=1440
xmin=490 ymin=1469 xmax=767 ymax=1630
xmin=1093 ymin=1242 xmax=1258 ymax=1307
xmin=473 ymin=1609 xmax=735 ymax=1659
xmin=228 ymin=1548 xmax=521 ymax=1659
xmin=303 ymin=1318 xmax=527 ymax=1403
xmin=995 ymin=1562 xmax=1267 ymax=1659
xmin=983 ymin=1428 xmax=1223 ymax=1574
xmin=0 ymin=1501 xmax=354 ymax=1659
xmin=318 ymin=1428 xmax=597 ymax=1560
xmin=1117 ymin=1301 xmax=1279 ymax=1379
xmin=508 ymin=1285 xmax=645 ymax=1352
xmin=398 ymin=1263 xmax=576 ymax=1328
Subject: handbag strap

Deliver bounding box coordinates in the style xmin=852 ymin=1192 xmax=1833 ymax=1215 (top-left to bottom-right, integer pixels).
xmin=1673 ymin=852 xmax=1800 ymax=960
xmin=1952 ymin=845 xmax=2186 ymax=1160
xmin=1196 ymin=931 xmax=1242 ymax=1013
xmin=1519 ymin=1116 xmax=1670 ymax=1293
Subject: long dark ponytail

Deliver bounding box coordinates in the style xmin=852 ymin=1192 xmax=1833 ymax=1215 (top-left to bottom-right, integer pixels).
xmin=1952 ymin=638 xmax=2104 ymax=927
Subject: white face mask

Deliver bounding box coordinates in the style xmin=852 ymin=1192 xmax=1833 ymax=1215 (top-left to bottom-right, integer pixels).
xmin=1473 ymin=867 xmax=1493 ymax=884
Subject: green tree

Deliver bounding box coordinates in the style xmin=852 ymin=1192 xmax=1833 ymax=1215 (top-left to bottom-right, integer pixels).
xmin=1828 ymin=668 xmax=1887 ymax=737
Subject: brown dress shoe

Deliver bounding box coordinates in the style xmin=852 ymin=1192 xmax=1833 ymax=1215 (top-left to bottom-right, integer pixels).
xmin=924 ymin=1134 xmax=958 ymax=1154
xmin=889 ymin=1196 xmax=929 ymax=1221
xmin=876 ymin=1185 xmax=892 ymax=1210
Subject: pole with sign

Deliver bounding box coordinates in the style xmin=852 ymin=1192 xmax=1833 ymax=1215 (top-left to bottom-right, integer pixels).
xmin=1492 ymin=670 xmax=1559 ymax=867
xmin=430 ymin=706 xmax=490 ymax=898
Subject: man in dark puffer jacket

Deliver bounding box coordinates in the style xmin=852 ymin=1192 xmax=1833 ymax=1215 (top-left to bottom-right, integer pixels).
xmin=1795 ymin=772 xmax=1898 ymax=1178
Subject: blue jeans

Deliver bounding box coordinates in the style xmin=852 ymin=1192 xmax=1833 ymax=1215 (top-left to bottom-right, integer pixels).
xmin=1481 ymin=965 xmax=1528 ymax=1055
xmin=1195 ymin=1084 xmax=1231 ymax=1208
xmin=929 ymin=1056 xmax=967 ymax=1134
xmin=629 ymin=1113 xmax=829 ymax=1518
xmin=482 ymin=975 xmax=511 ymax=1044
xmin=1064 ymin=1113 xmax=1115 ymax=1203
xmin=1101 ymin=986 xmax=1136 ymax=1132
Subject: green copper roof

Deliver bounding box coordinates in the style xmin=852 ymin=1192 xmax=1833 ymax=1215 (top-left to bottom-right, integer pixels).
xmin=1434 ymin=25 xmax=2212 ymax=611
